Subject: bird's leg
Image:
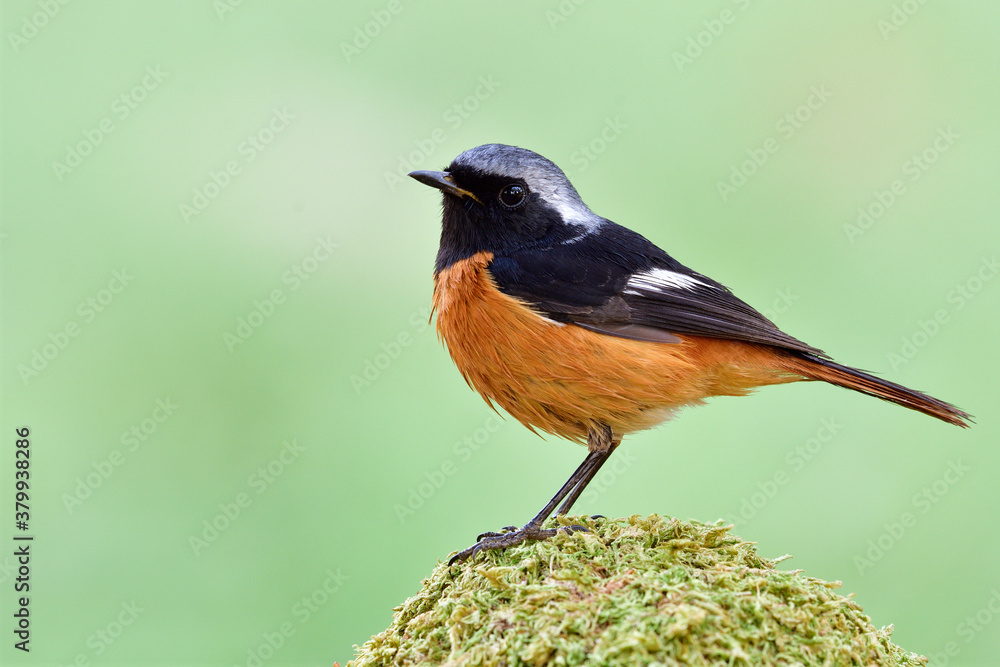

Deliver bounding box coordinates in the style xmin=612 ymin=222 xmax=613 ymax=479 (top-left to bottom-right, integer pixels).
xmin=556 ymin=424 xmax=620 ymax=516
xmin=479 ymin=425 xmax=617 ymax=536
xmin=449 ymin=424 xmax=617 ymax=564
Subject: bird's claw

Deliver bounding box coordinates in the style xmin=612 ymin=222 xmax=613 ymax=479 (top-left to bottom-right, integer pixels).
xmin=476 ymin=525 xmax=518 ymax=541
xmin=449 ymin=521 xmax=591 ymax=565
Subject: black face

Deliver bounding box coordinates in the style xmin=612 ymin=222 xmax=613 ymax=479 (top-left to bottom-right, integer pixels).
xmin=432 ymin=164 xmax=579 ymax=273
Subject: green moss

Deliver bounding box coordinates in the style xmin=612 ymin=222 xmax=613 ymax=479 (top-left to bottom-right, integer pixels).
xmin=349 ymin=515 xmax=925 ymax=666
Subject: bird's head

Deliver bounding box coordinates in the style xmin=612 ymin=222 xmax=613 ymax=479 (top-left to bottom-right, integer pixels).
xmin=410 ymin=144 xmax=603 ymax=272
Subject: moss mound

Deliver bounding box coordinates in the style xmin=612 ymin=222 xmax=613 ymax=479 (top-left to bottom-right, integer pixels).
xmin=350 ymin=515 xmax=925 ymax=666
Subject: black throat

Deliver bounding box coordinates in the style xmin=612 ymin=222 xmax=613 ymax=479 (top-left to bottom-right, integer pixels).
xmin=433 ymin=193 xmax=584 ymax=274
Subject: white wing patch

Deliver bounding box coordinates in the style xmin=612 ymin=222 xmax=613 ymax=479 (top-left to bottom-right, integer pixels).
xmin=623 ymin=268 xmax=707 ymax=295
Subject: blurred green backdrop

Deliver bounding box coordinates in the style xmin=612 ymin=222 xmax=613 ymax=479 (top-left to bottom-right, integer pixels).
xmin=2 ymin=2 xmax=998 ymax=665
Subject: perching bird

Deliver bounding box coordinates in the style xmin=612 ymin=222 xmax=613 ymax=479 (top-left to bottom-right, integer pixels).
xmin=409 ymin=143 xmax=971 ymax=563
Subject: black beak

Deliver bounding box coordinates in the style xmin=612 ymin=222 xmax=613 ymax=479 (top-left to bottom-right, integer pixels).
xmin=408 ymin=170 xmax=480 ymax=203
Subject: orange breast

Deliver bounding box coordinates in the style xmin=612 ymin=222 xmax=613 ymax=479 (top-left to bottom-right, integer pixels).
xmin=432 ymin=252 xmax=800 ymax=444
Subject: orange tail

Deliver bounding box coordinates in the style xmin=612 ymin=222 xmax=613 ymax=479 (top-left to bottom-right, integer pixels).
xmin=782 ymin=353 xmax=973 ymax=428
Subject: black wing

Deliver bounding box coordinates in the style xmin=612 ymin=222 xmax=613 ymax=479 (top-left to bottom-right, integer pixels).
xmin=487 ymin=220 xmax=826 ymax=357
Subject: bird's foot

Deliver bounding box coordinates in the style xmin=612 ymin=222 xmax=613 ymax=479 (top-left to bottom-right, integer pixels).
xmin=476 ymin=525 xmax=517 ymax=540
xmin=449 ymin=520 xmax=591 ymax=565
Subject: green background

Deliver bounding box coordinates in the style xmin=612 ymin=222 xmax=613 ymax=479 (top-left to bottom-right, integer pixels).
xmin=2 ymin=2 xmax=998 ymax=665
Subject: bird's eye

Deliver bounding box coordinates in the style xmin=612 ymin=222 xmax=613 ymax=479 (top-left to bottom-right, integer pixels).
xmin=498 ymin=183 xmax=526 ymax=208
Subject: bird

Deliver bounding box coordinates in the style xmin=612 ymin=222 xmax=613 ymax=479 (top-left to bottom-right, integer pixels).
xmin=408 ymin=143 xmax=972 ymax=564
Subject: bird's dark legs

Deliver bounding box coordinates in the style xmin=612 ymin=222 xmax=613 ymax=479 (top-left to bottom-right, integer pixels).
xmin=556 ymin=428 xmax=620 ymax=516
xmin=449 ymin=424 xmax=618 ymax=564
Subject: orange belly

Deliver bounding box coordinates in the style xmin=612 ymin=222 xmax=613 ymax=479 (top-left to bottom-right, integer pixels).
xmin=433 ymin=252 xmax=801 ymax=444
